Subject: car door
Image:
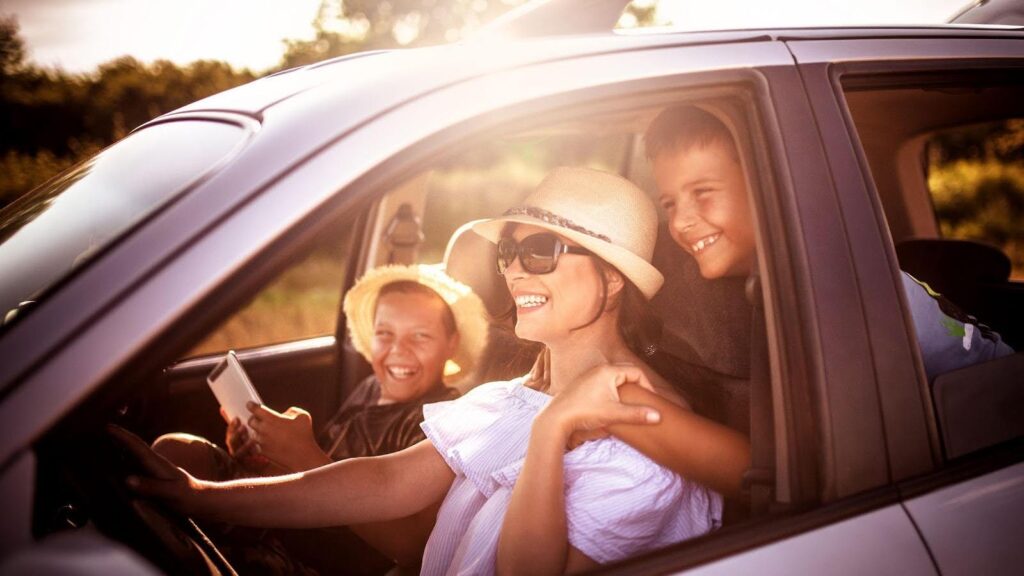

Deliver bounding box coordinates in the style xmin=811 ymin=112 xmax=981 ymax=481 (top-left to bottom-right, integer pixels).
xmin=788 ymin=30 xmax=1024 ymax=575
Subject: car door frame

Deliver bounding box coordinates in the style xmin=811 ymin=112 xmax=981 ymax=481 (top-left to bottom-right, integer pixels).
xmin=788 ymin=31 xmax=1024 ymax=575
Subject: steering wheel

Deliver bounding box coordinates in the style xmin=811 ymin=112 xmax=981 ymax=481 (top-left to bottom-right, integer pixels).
xmin=41 ymin=427 xmax=236 ymax=575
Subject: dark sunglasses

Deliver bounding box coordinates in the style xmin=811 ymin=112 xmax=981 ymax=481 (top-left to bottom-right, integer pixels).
xmin=496 ymin=233 xmax=590 ymax=275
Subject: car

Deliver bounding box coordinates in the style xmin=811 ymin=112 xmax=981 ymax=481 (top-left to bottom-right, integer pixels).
xmin=1 ymin=0 xmax=1022 ymax=573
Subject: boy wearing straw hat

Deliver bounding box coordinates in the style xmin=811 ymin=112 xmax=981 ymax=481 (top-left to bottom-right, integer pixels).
xmin=152 ymin=264 xmax=487 ymax=574
xmin=229 ymin=264 xmax=488 ymax=474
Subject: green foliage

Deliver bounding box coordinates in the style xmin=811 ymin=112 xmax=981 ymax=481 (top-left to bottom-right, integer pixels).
xmin=929 ymin=159 xmax=1024 ymax=277
xmin=928 ymin=119 xmax=1024 ymax=278
xmin=279 ymin=0 xmax=526 ymax=69
xmin=0 ymin=15 xmax=26 ymax=76
xmin=0 ymin=18 xmax=255 ymax=208
xmin=2 ymin=2 xmax=541 ymax=206
xmin=618 ymin=0 xmax=663 ymax=28
xmin=0 ymin=140 xmax=102 ymax=208
xmin=930 ymin=118 xmax=1024 ymax=164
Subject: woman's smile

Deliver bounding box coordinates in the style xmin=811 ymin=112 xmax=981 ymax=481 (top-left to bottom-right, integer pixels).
xmin=513 ymin=292 xmax=549 ymax=313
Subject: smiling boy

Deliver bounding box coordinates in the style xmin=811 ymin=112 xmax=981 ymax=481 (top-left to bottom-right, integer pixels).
xmin=645 ymin=104 xmax=1013 ymax=384
xmin=152 ymin=264 xmax=488 ymax=575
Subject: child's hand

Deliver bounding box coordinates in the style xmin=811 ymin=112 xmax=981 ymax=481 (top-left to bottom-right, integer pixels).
xmin=245 ymin=403 xmax=326 ymax=472
xmin=538 ymin=363 xmax=661 ymax=448
xmin=222 ymin=411 xmax=269 ymax=471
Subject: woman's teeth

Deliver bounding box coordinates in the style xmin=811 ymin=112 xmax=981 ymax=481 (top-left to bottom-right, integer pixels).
xmin=515 ymin=294 xmax=548 ymax=308
xmin=691 ymin=234 xmax=721 ymax=255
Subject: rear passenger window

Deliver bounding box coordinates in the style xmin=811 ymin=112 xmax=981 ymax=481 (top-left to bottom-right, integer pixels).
xmin=844 ymin=73 xmax=1024 ymax=459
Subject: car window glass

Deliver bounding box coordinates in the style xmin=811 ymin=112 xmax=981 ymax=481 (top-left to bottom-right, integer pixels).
xmin=418 ymin=133 xmax=633 ymax=263
xmin=925 ymin=119 xmax=1024 ymax=279
xmin=0 ymin=120 xmax=245 ymax=331
xmin=187 ymin=229 xmax=351 ymax=356
xmin=843 ymin=76 xmax=1024 ymax=458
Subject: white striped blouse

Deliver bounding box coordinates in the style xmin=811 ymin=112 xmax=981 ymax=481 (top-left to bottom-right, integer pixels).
xmin=419 ymin=377 xmax=722 ymax=576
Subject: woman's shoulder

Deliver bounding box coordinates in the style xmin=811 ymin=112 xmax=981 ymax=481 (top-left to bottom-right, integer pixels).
xmin=460 ymin=375 xmax=534 ymax=401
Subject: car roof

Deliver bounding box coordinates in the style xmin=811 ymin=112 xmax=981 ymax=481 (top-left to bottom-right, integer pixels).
xmin=158 ymin=25 xmax=1023 ymax=122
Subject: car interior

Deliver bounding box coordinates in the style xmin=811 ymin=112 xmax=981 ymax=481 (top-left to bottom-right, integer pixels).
xmin=25 ymin=78 xmax=1023 ymax=574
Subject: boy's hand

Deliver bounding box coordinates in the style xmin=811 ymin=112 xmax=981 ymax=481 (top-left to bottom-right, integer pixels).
xmin=536 ymin=363 xmax=661 ymax=449
xmin=221 ymin=408 xmax=269 ymax=471
xmin=246 ymin=403 xmax=327 ymax=472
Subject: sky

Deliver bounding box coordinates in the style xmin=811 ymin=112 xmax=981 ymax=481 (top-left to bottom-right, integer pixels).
xmin=1 ymin=0 xmax=971 ymax=73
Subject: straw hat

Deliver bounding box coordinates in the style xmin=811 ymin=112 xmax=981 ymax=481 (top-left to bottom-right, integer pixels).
xmin=343 ymin=264 xmax=489 ymax=379
xmin=471 ymin=166 xmax=665 ymax=299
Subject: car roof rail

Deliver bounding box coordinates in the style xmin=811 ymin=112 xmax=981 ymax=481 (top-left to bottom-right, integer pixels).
xmin=475 ymin=0 xmax=632 ymax=39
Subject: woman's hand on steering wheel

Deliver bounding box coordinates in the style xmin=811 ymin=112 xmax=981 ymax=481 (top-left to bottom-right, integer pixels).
xmin=107 ymin=424 xmax=207 ymax=517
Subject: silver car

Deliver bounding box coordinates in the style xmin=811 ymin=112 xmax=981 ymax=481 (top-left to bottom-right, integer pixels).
xmin=1 ymin=2 xmax=1022 ymax=574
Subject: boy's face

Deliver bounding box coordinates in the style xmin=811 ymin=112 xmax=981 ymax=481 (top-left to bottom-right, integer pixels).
xmin=653 ymin=139 xmax=756 ymax=279
xmin=370 ymin=291 xmax=458 ymax=404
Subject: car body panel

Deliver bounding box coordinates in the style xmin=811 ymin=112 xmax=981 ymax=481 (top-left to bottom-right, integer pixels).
xmin=789 ymin=35 xmax=1024 ymax=486
xmin=786 ymin=36 xmax=1024 ymax=63
xmin=905 ymin=461 xmax=1024 ymax=575
xmin=681 ymin=504 xmax=936 ymax=575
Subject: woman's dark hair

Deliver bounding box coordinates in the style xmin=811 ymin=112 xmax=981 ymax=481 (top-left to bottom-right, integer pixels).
xmin=597 ymin=262 xmax=663 ymax=359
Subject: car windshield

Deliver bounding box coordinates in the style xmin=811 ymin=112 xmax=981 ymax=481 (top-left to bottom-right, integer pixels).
xmin=0 ymin=120 xmax=246 ymax=331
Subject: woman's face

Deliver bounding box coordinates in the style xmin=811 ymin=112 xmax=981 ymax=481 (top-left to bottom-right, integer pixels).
xmin=502 ymin=224 xmax=607 ymax=345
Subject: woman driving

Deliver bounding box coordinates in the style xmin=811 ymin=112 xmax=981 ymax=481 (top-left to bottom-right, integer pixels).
xmin=115 ymin=167 xmax=727 ymax=575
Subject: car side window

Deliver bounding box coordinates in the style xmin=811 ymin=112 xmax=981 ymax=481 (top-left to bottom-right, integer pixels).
xmin=843 ymin=74 xmax=1024 ymax=459
xmin=187 ymin=229 xmax=351 ymax=356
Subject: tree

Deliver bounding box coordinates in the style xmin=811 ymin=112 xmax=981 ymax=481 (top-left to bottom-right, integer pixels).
xmin=279 ymin=0 xmax=529 ymax=70
xmin=0 ymin=17 xmax=254 ymax=206
xmin=0 ymin=14 xmax=26 ymax=78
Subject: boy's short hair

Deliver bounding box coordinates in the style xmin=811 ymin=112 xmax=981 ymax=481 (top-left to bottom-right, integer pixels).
xmin=644 ymin=105 xmax=739 ymax=162
xmin=378 ymin=280 xmax=457 ymax=337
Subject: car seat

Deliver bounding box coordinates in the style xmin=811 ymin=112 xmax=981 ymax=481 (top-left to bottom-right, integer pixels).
xmin=896 ymin=238 xmax=1022 ymax=349
xmin=649 ymin=228 xmax=753 ymax=434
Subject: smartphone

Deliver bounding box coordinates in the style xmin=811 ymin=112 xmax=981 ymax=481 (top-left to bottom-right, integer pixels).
xmin=207 ymin=351 xmax=263 ymax=430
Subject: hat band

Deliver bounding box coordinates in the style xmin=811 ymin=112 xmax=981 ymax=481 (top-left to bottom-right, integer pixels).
xmin=502 ymin=206 xmax=611 ymax=243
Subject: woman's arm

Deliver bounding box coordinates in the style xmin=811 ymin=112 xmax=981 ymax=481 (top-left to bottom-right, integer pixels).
xmin=497 ymin=369 xmax=658 ymax=576
xmin=497 ymin=410 xmax=581 ymax=576
xmin=350 ymin=499 xmax=444 ymax=568
xmin=113 ymin=426 xmax=453 ymax=529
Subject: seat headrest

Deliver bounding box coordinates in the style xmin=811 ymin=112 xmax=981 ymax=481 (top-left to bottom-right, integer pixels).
xmin=443 ymin=222 xmax=513 ymax=317
xmin=896 ymin=239 xmax=1011 ymax=284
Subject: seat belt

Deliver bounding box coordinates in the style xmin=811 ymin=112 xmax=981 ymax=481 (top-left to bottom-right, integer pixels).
xmin=383 ymin=203 xmax=424 ymax=265
xmin=743 ymin=268 xmax=776 ymax=516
